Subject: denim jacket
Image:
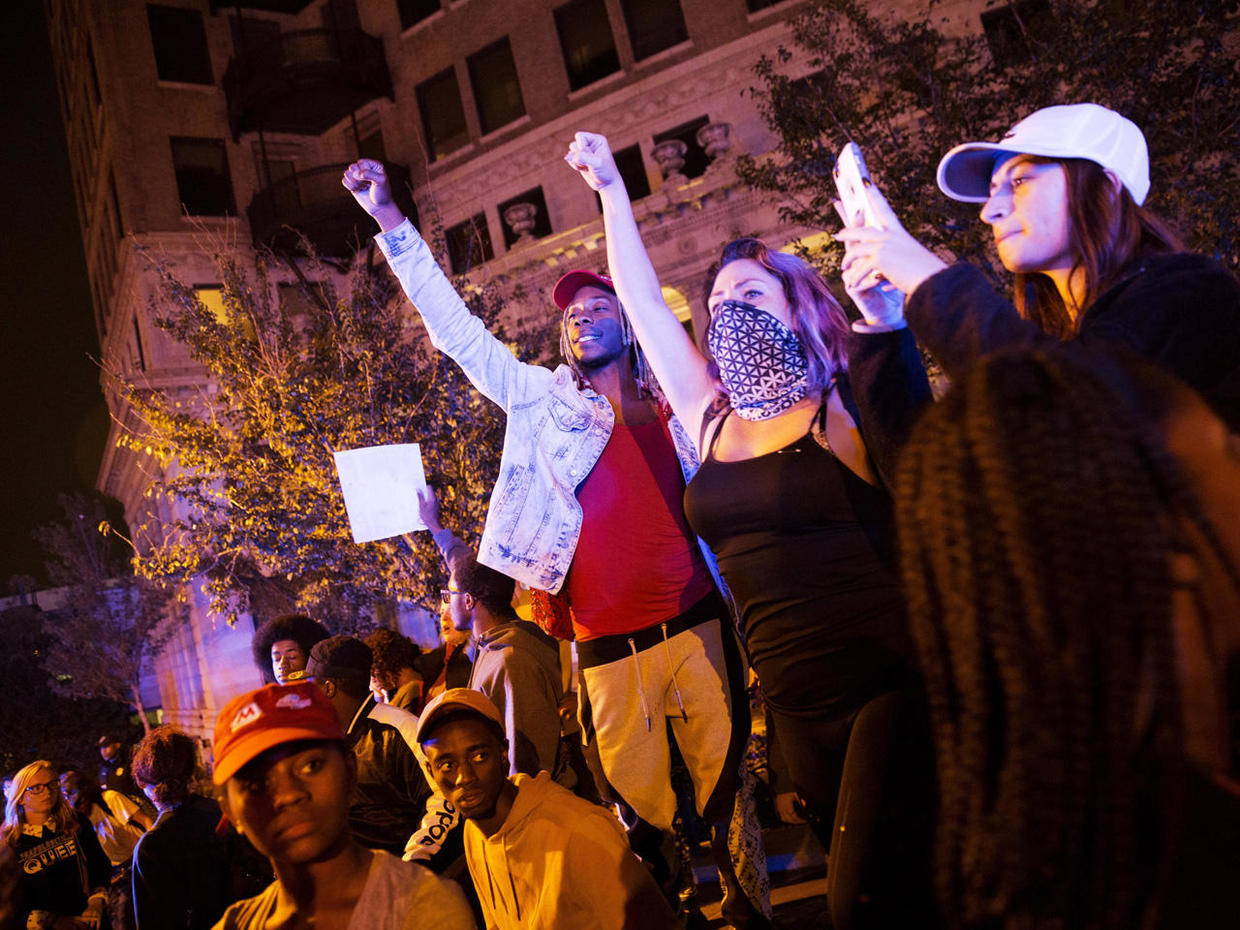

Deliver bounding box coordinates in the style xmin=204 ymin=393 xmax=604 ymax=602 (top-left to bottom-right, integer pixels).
xmin=377 ymin=220 xmax=705 ymax=595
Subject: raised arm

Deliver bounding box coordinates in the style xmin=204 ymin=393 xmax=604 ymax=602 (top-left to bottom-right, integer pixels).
xmin=342 ymin=160 xmax=552 ymax=412
xmin=565 ymin=133 xmax=717 ymax=440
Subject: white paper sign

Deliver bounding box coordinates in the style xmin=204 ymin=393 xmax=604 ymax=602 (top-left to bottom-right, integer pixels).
xmin=332 ymin=443 xmax=427 ymax=543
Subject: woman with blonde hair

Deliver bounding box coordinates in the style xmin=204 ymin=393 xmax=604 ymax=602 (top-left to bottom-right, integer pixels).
xmin=5 ymin=760 xmax=110 ymax=929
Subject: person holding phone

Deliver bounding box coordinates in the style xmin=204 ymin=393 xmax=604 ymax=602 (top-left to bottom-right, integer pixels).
xmin=836 ymin=102 xmax=1240 ymax=428
xmin=566 ymin=131 xmax=935 ymax=930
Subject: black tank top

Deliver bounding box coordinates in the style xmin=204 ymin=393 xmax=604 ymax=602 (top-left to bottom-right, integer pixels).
xmin=684 ymin=395 xmax=912 ymax=718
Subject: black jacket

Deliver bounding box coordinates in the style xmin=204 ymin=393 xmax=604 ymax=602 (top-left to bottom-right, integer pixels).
xmin=131 ymin=795 xmax=236 ymax=930
xmin=347 ymin=695 xmax=432 ymax=854
xmin=906 ymin=253 xmax=1240 ymax=428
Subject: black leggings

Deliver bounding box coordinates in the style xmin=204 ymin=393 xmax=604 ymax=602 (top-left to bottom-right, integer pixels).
xmin=766 ymin=690 xmax=937 ymax=930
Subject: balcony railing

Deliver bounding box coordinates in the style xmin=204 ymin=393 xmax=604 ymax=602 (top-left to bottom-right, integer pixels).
xmin=248 ymin=162 xmax=417 ymax=257
xmin=223 ymin=29 xmax=393 ymax=140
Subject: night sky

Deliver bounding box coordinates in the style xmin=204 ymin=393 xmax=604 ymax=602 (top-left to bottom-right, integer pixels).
xmin=1 ymin=2 xmax=110 ymax=587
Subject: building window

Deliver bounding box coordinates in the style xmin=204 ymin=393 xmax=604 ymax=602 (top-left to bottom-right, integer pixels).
xmin=468 ymin=38 xmax=526 ymax=135
xmin=416 ymin=67 xmax=470 ymax=160
xmin=746 ymin=0 xmax=789 ymax=11
xmin=554 ymin=0 xmax=620 ymax=91
xmin=620 ymin=0 xmax=688 ymax=61
xmin=497 ymin=187 xmax=552 ymax=249
xmin=654 ymin=116 xmax=711 ymax=181
xmin=614 ymin=143 xmax=650 ymax=200
xmin=981 ymin=0 xmax=1052 ymax=66
xmin=397 ymin=0 xmax=441 ymax=30
xmin=170 ymin=137 xmax=235 ymax=216
xmin=445 ymin=214 xmax=494 ymax=275
xmin=147 ymin=5 xmax=213 ymax=84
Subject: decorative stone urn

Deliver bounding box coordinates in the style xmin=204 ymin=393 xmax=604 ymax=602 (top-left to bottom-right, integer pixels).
xmin=651 ymin=139 xmax=688 ymax=184
xmin=502 ymin=201 xmax=538 ymax=245
xmin=697 ymin=121 xmax=733 ymax=164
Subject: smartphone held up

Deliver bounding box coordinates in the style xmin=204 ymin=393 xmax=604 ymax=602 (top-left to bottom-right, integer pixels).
xmin=833 ymin=142 xmax=880 ymax=229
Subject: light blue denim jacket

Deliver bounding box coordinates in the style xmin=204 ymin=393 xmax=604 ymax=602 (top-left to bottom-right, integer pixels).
xmin=377 ymin=220 xmax=705 ymax=595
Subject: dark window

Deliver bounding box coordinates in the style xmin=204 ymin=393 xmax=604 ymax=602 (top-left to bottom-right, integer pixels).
xmin=614 ymin=143 xmax=650 ymax=200
xmin=170 ymin=137 xmax=235 ymax=216
xmin=497 ymin=187 xmax=552 ymax=249
xmin=147 ymin=5 xmax=213 ymax=84
xmin=746 ymin=0 xmax=787 ymax=11
xmin=416 ymin=67 xmax=470 ymax=160
xmin=981 ymin=0 xmax=1053 ymax=67
xmin=397 ymin=0 xmax=441 ymax=29
xmin=468 ymin=38 xmax=526 ymax=135
xmin=445 ymin=214 xmax=494 ymax=274
xmin=620 ymin=0 xmax=688 ymax=61
xmin=653 ymin=115 xmax=710 ymax=180
xmin=554 ymin=0 xmax=620 ymax=91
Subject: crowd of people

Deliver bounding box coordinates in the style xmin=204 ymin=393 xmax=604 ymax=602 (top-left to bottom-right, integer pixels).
xmin=5 ymin=102 xmax=1237 ymax=930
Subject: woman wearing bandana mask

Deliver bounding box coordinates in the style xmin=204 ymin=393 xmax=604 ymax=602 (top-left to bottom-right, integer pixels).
xmin=567 ymin=133 xmax=936 ymax=930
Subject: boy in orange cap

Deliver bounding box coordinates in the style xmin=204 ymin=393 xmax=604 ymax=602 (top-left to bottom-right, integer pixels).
xmin=210 ymin=682 xmax=474 ymax=930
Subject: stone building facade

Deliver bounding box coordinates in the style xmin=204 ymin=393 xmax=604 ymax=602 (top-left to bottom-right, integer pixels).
xmin=46 ymin=0 xmax=1013 ymax=741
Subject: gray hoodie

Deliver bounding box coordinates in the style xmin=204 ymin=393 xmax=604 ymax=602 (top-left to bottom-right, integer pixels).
xmin=469 ymin=619 xmax=565 ymax=780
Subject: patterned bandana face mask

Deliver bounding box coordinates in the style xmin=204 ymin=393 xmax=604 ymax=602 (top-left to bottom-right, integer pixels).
xmin=707 ymin=300 xmax=809 ymax=421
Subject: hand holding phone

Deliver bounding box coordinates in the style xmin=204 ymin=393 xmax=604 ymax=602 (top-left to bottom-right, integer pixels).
xmin=833 ymin=142 xmax=880 ymax=229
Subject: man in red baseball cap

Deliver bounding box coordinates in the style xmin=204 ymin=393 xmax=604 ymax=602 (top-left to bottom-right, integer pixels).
xmin=210 ymin=682 xmax=475 ymax=930
xmin=343 ymin=161 xmax=769 ymax=927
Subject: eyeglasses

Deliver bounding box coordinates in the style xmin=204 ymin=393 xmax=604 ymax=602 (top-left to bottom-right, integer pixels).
xmin=439 ymin=588 xmax=466 ymax=606
xmin=24 ymin=781 xmax=56 ymax=797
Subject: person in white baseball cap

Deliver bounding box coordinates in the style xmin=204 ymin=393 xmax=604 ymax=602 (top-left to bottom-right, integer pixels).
xmin=936 ymin=103 xmax=1150 ymax=206
xmin=837 ymin=103 xmax=1240 ymax=428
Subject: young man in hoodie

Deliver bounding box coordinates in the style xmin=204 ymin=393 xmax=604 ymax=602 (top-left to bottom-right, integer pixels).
xmin=445 ymin=554 xmax=566 ymax=782
xmin=417 ymin=689 xmax=678 ymax=930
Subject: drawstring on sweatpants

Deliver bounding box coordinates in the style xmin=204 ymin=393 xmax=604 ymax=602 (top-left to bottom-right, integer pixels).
xmin=661 ymin=622 xmax=689 ymax=723
xmin=628 ymin=637 xmax=654 ymax=731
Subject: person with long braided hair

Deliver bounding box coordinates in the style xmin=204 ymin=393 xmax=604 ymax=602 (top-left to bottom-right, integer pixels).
xmin=895 ymin=346 xmax=1240 ymax=930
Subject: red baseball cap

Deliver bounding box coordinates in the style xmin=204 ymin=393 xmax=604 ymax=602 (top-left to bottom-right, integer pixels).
xmin=212 ymin=682 xmax=345 ymax=785
xmin=552 ymin=269 xmax=615 ymax=311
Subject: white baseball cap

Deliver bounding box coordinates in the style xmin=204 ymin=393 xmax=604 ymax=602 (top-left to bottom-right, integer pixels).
xmin=937 ymin=103 xmax=1150 ymax=206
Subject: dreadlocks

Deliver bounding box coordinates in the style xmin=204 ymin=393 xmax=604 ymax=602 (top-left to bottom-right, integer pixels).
xmin=895 ymin=346 xmax=1229 ymax=930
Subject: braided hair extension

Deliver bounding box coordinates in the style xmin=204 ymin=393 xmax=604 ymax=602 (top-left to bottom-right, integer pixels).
xmin=893 ymin=347 xmax=1223 ymax=930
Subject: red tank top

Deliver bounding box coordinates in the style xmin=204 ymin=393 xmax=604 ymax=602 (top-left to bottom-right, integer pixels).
xmin=564 ymin=414 xmax=713 ymax=640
